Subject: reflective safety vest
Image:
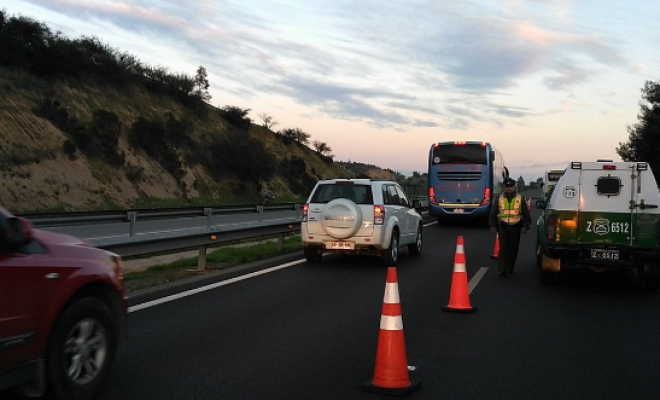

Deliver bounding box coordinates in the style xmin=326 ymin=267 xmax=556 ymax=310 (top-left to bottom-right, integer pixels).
xmin=498 ymin=195 xmax=523 ymax=225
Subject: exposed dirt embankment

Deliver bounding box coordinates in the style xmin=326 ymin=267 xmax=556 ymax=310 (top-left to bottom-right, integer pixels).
xmin=0 ymin=68 xmax=353 ymax=213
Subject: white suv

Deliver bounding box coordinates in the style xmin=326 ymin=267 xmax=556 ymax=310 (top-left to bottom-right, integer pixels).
xmin=301 ymin=179 xmax=423 ymax=266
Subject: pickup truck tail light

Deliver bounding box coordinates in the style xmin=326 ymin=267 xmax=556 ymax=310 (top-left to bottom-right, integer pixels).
xmin=374 ymin=205 xmax=385 ymax=225
xmin=546 ymin=215 xmax=557 ymax=241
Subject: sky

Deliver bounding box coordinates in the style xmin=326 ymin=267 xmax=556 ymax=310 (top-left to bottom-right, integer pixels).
xmin=4 ymin=0 xmax=660 ymax=183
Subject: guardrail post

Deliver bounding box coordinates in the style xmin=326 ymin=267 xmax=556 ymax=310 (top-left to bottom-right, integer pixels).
xmin=294 ymin=203 xmax=302 ymax=220
xmin=204 ymin=208 xmax=212 ymax=228
xmin=257 ymin=205 xmax=264 ymax=223
xmin=196 ymin=245 xmax=207 ymax=272
xmin=127 ymin=212 xmax=137 ymax=237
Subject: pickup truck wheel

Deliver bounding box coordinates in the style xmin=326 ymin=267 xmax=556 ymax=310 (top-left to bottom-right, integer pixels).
xmin=638 ymin=264 xmax=660 ymax=291
xmin=304 ymin=246 xmax=323 ymax=263
xmin=381 ymin=230 xmax=399 ymax=266
xmin=47 ymin=298 xmax=117 ymax=400
xmin=408 ymin=225 xmax=422 ymax=255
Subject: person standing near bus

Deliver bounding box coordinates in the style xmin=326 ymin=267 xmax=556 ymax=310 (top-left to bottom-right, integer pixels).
xmin=489 ymin=177 xmax=532 ymax=276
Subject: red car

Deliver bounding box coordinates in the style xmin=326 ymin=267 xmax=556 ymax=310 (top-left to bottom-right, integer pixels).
xmin=0 ymin=206 xmax=127 ymax=400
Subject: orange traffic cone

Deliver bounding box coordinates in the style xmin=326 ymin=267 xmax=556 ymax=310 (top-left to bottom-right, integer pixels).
xmin=443 ymin=236 xmax=477 ymax=313
xmin=490 ymin=233 xmax=500 ymax=259
xmin=360 ymin=267 xmax=422 ymax=396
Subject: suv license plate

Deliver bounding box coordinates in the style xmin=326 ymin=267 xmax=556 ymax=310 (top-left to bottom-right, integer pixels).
xmin=591 ymin=249 xmax=619 ymax=260
xmin=328 ymin=242 xmax=353 ymax=250
xmin=454 ymin=208 xmax=464 ymax=214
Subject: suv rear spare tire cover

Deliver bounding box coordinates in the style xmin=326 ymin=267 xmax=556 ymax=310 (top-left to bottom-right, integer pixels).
xmin=321 ymin=199 xmax=362 ymax=239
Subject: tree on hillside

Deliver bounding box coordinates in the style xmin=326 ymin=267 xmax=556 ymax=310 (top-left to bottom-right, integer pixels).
xmin=220 ymin=106 xmax=251 ymax=130
xmin=258 ymin=113 xmax=278 ymax=130
xmin=192 ymin=65 xmax=211 ymax=102
xmin=293 ymin=128 xmax=310 ymax=145
xmin=617 ymin=80 xmax=660 ymax=177
xmin=312 ymin=140 xmax=333 ymax=157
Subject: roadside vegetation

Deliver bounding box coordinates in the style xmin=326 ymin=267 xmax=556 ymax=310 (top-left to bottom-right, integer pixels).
xmin=122 ymin=236 xmax=303 ymax=293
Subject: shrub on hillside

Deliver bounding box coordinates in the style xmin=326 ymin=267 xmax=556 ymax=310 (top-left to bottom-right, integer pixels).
xmin=279 ymin=156 xmax=316 ymax=195
xmin=203 ymin=128 xmax=275 ymax=185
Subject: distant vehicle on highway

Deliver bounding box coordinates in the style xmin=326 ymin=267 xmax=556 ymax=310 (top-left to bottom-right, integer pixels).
xmin=301 ymin=179 xmax=423 ymax=266
xmin=427 ymin=141 xmax=509 ymax=223
xmin=0 ymin=206 xmax=127 ymax=400
xmin=542 ymin=169 xmax=565 ymax=201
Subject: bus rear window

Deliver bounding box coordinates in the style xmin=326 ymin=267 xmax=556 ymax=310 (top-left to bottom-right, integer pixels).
xmin=432 ymin=144 xmax=487 ymax=165
xmin=547 ymin=172 xmax=563 ymax=181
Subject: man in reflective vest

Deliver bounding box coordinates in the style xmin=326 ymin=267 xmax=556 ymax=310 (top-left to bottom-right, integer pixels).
xmin=489 ymin=177 xmax=532 ymax=276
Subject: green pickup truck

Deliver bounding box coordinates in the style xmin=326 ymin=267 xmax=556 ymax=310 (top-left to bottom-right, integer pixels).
xmin=535 ymin=161 xmax=660 ymax=290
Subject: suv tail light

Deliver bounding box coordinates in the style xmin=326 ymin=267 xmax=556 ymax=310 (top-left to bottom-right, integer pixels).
xmin=480 ymin=188 xmax=491 ymax=206
xmin=302 ymin=203 xmax=309 ymax=222
xmin=546 ymin=215 xmax=557 ymax=241
xmin=428 ymin=187 xmax=438 ymax=205
xmin=374 ymin=205 xmax=385 ymax=225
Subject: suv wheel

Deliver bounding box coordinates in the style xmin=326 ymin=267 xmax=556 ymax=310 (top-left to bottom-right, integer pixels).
xmin=408 ymin=225 xmax=422 ymax=255
xmin=304 ymin=246 xmax=323 ymax=263
xmin=47 ymin=298 xmax=117 ymax=400
xmin=381 ymin=230 xmax=399 ymax=266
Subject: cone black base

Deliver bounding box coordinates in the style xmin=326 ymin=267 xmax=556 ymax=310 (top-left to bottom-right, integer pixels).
xmin=442 ymin=305 xmax=478 ymax=313
xmin=360 ymin=375 xmax=422 ymax=397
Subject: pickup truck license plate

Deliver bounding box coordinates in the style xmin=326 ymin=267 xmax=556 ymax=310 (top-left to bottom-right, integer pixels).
xmin=328 ymin=242 xmax=353 ymax=250
xmin=591 ymin=249 xmax=619 ymax=260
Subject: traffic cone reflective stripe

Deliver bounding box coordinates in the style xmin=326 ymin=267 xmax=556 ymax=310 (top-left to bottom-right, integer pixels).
xmin=361 ymin=267 xmax=421 ymax=396
xmin=443 ymin=236 xmax=477 ymax=313
xmin=490 ymin=233 xmax=500 ymax=259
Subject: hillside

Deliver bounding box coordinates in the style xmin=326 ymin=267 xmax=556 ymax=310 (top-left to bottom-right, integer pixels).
xmin=0 ymin=67 xmax=356 ymax=213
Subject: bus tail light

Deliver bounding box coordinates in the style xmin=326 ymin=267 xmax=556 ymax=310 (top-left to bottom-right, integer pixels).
xmin=480 ymin=188 xmax=491 ymax=206
xmin=302 ymin=203 xmax=309 ymax=222
xmin=374 ymin=205 xmax=385 ymax=225
xmin=428 ymin=187 xmax=438 ymax=205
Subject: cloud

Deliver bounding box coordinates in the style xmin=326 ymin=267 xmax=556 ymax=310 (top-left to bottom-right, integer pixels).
xmin=11 ymin=0 xmax=633 ymax=131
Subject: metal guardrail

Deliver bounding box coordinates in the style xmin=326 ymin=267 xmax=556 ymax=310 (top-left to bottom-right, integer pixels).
xmin=19 ymin=203 xmax=303 ymax=235
xmin=17 ymin=204 xmax=304 ymax=269
xmin=90 ymin=219 xmax=302 ymax=260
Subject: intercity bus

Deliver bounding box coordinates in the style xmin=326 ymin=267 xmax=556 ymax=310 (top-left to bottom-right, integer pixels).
xmin=542 ymin=169 xmax=565 ymax=200
xmin=427 ymin=141 xmax=508 ymax=223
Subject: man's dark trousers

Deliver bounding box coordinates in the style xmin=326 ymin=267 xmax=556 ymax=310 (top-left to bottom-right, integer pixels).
xmin=497 ymin=223 xmax=522 ymax=273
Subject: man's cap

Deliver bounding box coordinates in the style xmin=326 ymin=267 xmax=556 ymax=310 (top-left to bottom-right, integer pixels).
xmin=503 ymin=177 xmax=516 ymax=187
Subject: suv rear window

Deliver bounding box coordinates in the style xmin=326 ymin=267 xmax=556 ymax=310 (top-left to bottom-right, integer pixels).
xmin=310 ymin=184 xmax=374 ymax=204
xmin=597 ymin=176 xmax=622 ymax=196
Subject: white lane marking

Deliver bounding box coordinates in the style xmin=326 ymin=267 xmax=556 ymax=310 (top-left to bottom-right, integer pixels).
xmin=468 ymin=267 xmax=489 ymax=294
xmin=128 ymin=259 xmax=306 ymax=313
